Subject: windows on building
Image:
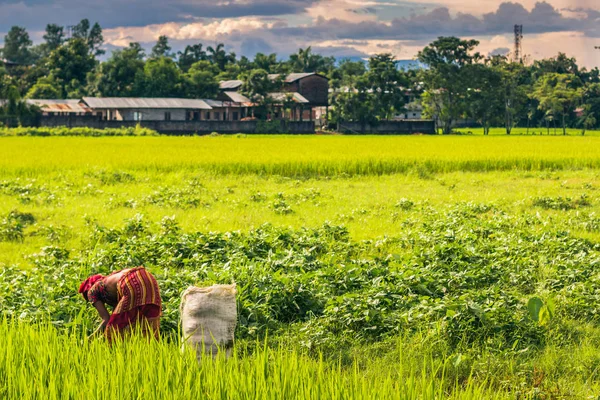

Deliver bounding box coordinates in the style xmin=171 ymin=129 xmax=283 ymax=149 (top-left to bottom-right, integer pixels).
xmin=206 ymin=112 xmax=211 ymax=120
xmin=232 ymin=112 xmax=239 ymax=121
xmin=165 ymin=112 xmax=171 ymax=121
xmin=214 ymin=112 xmax=220 ymax=121
xmin=133 ymin=111 xmax=142 ymax=121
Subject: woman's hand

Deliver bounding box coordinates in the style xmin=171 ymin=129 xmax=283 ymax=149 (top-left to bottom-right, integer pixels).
xmin=88 ymin=320 xmax=108 ymax=340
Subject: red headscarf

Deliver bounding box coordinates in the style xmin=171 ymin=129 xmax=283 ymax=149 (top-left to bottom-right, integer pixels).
xmin=78 ymin=274 xmax=104 ymax=300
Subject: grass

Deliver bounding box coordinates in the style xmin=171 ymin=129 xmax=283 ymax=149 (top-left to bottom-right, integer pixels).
xmin=0 ymin=320 xmax=505 ymax=400
xmin=2 ymin=135 xmax=600 ymax=398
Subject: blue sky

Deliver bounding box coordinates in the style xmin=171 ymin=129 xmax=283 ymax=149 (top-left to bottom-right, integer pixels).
xmin=0 ymin=0 xmax=598 ymax=66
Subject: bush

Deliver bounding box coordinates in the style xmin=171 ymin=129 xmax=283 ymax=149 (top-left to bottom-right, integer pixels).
xmin=0 ymin=126 xmax=159 ymax=137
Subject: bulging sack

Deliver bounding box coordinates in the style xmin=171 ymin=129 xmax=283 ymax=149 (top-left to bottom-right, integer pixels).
xmin=180 ymin=284 xmax=237 ymax=359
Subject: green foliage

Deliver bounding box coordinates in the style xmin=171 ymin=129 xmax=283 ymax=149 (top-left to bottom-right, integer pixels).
xmin=150 ymin=35 xmax=173 ymax=59
xmin=289 ymin=46 xmax=335 ymax=74
xmin=532 ymin=194 xmax=591 ymax=210
xmin=2 ymin=204 xmax=599 ymax=353
xmin=45 ymin=38 xmax=97 ymax=98
xmin=256 ymin=119 xmax=290 ymax=134
xmin=134 ymin=56 xmax=183 ymax=97
xmin=0 ymin=125 xmax=158 ymax=137
xmin=418 ymin=37 xmax=482 ymax=134
xmin=183 ymin=61 xmax=219 ymax=99
xmin=531 ymin=73 xmax=583 ymax=135
xmin=87 ymin=43 xmax=145 ymax=97
xmin=0 ymin=85 xmax=41 ymax=127
xmin=25 ymin=75 xmax=62 ymax=99
xmin=1 ymin=26 xmax=33 ymax=65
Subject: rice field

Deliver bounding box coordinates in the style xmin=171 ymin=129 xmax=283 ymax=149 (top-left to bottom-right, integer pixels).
xmin=2 ymin=135 xmax=600 ymax=399
xmin=2 ymin=135 xmax=600 ymax=176
xmin=0 ymin=320 xmax=508 ymax=400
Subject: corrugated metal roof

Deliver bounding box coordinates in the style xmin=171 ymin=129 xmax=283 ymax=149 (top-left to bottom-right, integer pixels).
xmin=82 ymin=97 xmax=212 ymax=110
xmin=268 ymin=92 xmax=310 ymax=104
xmin=269 ymin=73 xmax=328 ymax=83
xmin=219 ymin=80 xmax=243 ymax=90
xmin=221 ymin=91 xmax=251 ymax=104
xmin=284 ymin=73 xmax=319 ymax=82
xmin=27 ymin=99 xmax=92 ymax=113
xmin=203 ymin=99 xmax=225 ymax=108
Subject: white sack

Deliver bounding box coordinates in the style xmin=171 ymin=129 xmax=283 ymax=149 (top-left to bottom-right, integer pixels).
xmin=180 ymin=284 xmax=237 ymax=359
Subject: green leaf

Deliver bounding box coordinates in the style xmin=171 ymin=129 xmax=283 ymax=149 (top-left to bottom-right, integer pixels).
xmin=528 ymin=297 xmax=544 ymax=322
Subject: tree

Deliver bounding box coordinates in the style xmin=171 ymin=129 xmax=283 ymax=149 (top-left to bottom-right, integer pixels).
xmin=289 ymin=47 xmax=335 ymax=73
xmin=87 ymin=23 xmax=105 ymax=56
xmin=1 ymin=26 xmax=33 ymax=65
xmin=43 ymin=24 xmax=65 ymax=52
xmin=71 ymin=19 xmax=104 ymax=56
xmin=177 ymin=44 xmax=206 ymax=72
xmin=337 ymin=59 xmax=366 ymax=86
xmin=26 ymin=75 xmax=62 ymax=99
xmin=531 ymin=73 xmax=583 ymax=135
xmin=464 ymin=63 xmax=504 ymax=135
xmin=418 ymin=37 xmax=482 ymax=134
xmin=87 ymin=43 xmax=145 ymax=97
xmin=0 ymin=84 xmax=39 ymax=126
xmin=45 ymin=38 xmax=97 ymax=98
xmin=207 ymin=43 xmax=236 ymax=71
xmin=579 ymin=83 xmax=600 ymax=134
xmin=183 ymin=61 xmax=219 ymax=99
xmin=334 ymin=75 xmax=377 ymax=131
xmin=253 ymin=53 xmax=278 ymax=73
xmin=134 ymin=57 xmax=182 ymax=97
xmin=72 ymin=19 xmax=91 ymax=40
xmin=492 ymin=58 xmax=530 ymax=135
xmin=151 ymin=36 xmax=173 ymax=59
xmin=241 ymin=69 xmax=279 ymax=118
xmin=367 ymin=54 xmax=407 ymax=120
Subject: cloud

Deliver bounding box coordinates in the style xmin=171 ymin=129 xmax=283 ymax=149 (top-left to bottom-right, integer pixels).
xmin=1 ymin=0 xmax=597 ymax=68
xmin=0 ymin=0 xmax=317 ymax=31
xmin=273 ymin=1 xmax=598 ymax=41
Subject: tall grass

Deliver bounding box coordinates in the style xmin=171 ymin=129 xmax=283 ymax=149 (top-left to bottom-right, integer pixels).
xmin=1 ymin=136 xmax=600 ymax=177
xmin=0 ymin=320 xmax=504 ymax=399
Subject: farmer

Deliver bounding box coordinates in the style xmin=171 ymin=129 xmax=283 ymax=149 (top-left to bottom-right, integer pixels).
xmin=79 ymin=267 xmax=162 ymax=342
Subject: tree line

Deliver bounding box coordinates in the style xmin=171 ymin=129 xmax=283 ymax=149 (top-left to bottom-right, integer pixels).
xmin=1 ymin=21 xmax=599 ymax=133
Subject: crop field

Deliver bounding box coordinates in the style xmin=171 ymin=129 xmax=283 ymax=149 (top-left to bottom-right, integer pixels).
xmin=2 ymin=135 xmax=600 ymax=398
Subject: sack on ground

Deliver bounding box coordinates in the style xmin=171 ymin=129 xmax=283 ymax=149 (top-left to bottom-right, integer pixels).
xmin=180 ymin=284 xmax=237 ymax=359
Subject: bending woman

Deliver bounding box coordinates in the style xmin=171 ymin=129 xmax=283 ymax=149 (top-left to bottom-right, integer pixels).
xmin=79 ymin=267 xmax=162 ymax=342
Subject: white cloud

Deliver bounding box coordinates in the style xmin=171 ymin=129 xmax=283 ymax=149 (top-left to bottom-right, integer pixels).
xmin=104 ymin=17 xmax=283 ymax=46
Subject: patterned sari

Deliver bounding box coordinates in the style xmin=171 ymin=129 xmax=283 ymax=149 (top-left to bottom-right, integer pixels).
xmin=89 ymin=267 xmax=162 ymax=343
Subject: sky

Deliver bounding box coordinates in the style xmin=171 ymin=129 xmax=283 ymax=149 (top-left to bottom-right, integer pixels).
xmin=0 ymin=0 xmax=598 ymax=67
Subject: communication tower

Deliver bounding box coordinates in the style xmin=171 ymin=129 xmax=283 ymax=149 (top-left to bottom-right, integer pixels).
xmin=514 ymin=25 xmax=523 ymax=62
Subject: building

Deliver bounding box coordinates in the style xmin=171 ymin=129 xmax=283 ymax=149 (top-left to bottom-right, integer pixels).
xmin=395 ymin=102 xmax=423 ymax=120
xmin=267 ymin=92 xmax=312 ymax=121
xmin=219 ymin=72 xmax=329 ymax=122
xmin=269 ymin=73 xmax=329 ymax=107
xmin=81 ymin=97 xmax=212 ymax=121
xmin=214 ymin=91 xmax=254 ymax=120
xmin=27 ymin=99 xmax=93 ymax=116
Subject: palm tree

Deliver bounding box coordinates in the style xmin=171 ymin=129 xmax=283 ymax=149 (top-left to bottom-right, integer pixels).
xmin=207 ymin=43 xmax=236 ymax=71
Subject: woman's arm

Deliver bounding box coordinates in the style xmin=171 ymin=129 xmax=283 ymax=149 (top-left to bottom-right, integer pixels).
xmin=89 ymin=301 xmax=111 ymax=339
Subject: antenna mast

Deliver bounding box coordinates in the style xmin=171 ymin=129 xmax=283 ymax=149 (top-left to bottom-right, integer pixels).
xmin=514 ymin=25 xmax=523 ymax=63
